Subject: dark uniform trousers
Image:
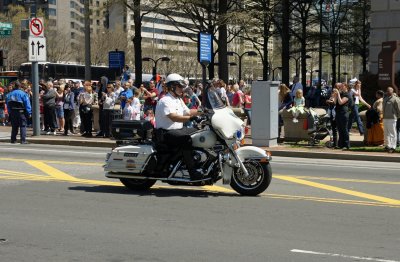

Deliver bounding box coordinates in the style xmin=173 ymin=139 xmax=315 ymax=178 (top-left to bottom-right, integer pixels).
xmin=158 ymin=127 xmax=198 ymax=170
xmin=10 ymin=109 xmax=27 ymax=143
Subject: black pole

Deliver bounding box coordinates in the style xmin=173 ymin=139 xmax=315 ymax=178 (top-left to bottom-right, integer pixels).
xmin=84 ymin=0 xmax=91 ymax=80
xmin=318 ymin=0 xmax=323 ymax=87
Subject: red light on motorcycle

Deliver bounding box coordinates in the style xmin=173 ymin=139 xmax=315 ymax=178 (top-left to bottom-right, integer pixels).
xmin=240 ymin=139 xmax=245 ymax=145
xmin=245 ymin=126 xmax=249 ymax=135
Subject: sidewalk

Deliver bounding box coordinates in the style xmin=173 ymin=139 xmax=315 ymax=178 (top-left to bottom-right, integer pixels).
xmin=1 ymin=126 xmax=399 ymax=163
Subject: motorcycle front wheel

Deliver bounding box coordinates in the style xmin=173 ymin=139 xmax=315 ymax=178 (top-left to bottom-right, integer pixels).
xmin=120 ymin=178 xmax=157 ymax=191
xmin=230 ymin=161 xmax=272 ymax=196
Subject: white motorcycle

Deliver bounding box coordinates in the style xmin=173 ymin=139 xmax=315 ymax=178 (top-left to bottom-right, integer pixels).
xmin=104 ymin=88 xmax=272 ymax=196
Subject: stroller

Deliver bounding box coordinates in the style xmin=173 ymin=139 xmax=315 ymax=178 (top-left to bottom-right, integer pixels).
xmin=306 ymin=108 xmax=334 ymax=147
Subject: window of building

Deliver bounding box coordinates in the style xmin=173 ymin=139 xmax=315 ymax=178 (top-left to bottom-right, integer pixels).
xmin=48 ymin=8 xmax=56 ymax=16
xmin=71 ymin=32 xmax=75 ymax=39
xmin=49 ymin=0 xmax=56 ymax=5
xmin=96 ymin=20 xmax=100 ymax=25
xmin=48 ymin=19 xmax=56 ymax=26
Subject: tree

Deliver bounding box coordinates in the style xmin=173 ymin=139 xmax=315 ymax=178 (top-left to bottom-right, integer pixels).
xmin=155 ymin=0 xmax=242 ymax=80
xmin=0 ymin=5 xmax=29 ymax=70
xmin=347 ymin=0 xmax=370 ymax=74
xmin=110 ymin=0 xmax=163 ymax=86
xmin=235 ymin=0 xmax=278 ymax=81
xmin=317 ymin=0 xmax=351 ymax=85
xmin=290 ymin=0 xmax=318 ymax=87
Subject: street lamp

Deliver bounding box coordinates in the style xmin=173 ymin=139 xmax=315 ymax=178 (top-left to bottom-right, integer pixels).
xmin=227 ymin=50 xmax=257 ymax=81
xmin=142 ymin=56 xmax=171 ymax=80
xmin=289 ymin=54 xmax=311 ymax=77
xmin=272 ymin=66 xmax=283 ymax=81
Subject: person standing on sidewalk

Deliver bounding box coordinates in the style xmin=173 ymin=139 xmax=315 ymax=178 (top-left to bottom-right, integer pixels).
xmin=6 ymin=81 xmax=32 ymax=144
xmin=41 ymin=82 xmax=58 ymax=135
xmin=382 ymin=87 xmax=400 ymax=153
xmin=347 ymin=80 xmax=370 ymax=135
xmin=78 ymin=81 xmax=97 ymax=137
xmin=366 ymin=90 xmax=384 ymax=146
xmin=333 ymin=83 xmax=350 ymax=150
xmin=63 ymin=84 xmax=75 ymax=136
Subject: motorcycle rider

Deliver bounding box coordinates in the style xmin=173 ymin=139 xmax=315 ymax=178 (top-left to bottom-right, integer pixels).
xmin=154 ymin=73 xmax=203 ymax=180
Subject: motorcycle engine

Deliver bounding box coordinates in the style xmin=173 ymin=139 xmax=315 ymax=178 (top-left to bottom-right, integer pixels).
xmin=192 ymin=150 xmax=208 ymax=167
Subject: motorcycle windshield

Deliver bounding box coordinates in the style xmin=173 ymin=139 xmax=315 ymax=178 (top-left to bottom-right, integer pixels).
xmin=207 ymin=88 xmax=226 ymax=110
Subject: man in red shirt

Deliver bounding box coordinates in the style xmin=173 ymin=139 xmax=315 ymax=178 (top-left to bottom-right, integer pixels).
xmin=143 ymin=80 xmax=159 ymax=113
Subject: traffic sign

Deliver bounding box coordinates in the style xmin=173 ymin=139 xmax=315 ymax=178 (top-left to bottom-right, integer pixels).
xmin=29 ymin=18 xmax=44 ymax=37
xmin=0 ymin=30 xmax=11 ymax=38
xmin=0 ymin=22 xmax=13 ymax=38
xmin=0 ymin=22 xmax=13 ymax=29
xmin=198 ymin=32 xmax=213 ymax=64
xmin=28 ymin=36 xmax=46 ymax=62
xmin=109 ymin=51 xmax=125 ymax=69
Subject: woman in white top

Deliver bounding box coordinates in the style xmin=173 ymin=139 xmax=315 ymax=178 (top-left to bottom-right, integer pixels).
xmin=348 ymin=80 xmax=371 ymax=135
xmin=102 ymin=84 xmax=116 ymax=137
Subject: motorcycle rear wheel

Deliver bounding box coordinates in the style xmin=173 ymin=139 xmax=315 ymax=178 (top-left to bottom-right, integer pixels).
xmin=230 ymin=161 xmax=272 ymax=196
xmin=120 ymin=178 xmax=156 ymax=191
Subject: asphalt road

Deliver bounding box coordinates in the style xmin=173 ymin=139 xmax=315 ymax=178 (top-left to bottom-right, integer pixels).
xmin=0 ymin=143 xmax=399 ymax=262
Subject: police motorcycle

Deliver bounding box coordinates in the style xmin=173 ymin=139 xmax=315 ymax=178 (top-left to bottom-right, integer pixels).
xmin=103 ymin=87 xmax=272 ymax=196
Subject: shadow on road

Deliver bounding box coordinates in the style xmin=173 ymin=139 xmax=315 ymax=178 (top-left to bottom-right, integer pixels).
xmin=68 ymin=185 xmax=239 ymax=198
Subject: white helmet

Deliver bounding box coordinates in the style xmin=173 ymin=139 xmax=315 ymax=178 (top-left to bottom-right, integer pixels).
xmin=165 ymin=73 xmax=186 ymax=88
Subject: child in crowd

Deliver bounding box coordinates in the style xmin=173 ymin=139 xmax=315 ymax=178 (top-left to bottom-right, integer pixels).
xmin=123 ymin=97 xmax=134 ymax=120
xmin=287 ymin=89 xmax=305 ymax=123
xmin=144 ymin=109 xmax=156 ymax=127
xmin=131 ymin=89 xmax=142 ymax=120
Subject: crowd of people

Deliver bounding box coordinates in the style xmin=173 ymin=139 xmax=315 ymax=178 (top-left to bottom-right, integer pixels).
xmin=278 ymin=76 xmax=400 ymax=153
xmin=1 ymin=71 xmax=400 ymax=153
xmin=0 ymin=75 xmax=253 ymax=142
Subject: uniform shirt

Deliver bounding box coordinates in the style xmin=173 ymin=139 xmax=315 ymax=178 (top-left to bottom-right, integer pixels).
xmin=6 ymin=89 xmax=32 ymax=115
xmin=155 ymin=93 xmax=190 ymax=130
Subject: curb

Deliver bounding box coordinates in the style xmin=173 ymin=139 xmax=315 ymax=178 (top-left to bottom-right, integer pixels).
xmin=2 ymin=137 xmax=400 ymax=163
xmin=268 ymin=149 xmax=400 ymax=163
xmin=0 ymin=138 xmax=115 ymax=148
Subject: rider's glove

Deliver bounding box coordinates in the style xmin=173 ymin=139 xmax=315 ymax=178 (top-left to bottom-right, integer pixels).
xmin=189 ymin=116 xmax=202 ymax=123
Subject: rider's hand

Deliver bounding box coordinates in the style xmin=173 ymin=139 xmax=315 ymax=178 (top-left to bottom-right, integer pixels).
xmin=189 ymin=115 xmax=202 ymax=123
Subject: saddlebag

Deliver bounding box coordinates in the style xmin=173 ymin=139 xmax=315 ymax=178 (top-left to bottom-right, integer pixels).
xmin=111 ymin=120 xmax=153 ymax=141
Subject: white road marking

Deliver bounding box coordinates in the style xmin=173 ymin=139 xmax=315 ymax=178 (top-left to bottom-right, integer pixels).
xmin=0 ymin=146 xmax=107 ymax=155
xmin=291 ymin=249 xmax=399 ymax=262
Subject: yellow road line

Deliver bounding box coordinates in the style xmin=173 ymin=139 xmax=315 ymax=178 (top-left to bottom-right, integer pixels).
xmin=26 ymin=160 xmax=79 ymax=181
xmin=274 ymin=175 xmax=400 ymax=205
xmin=289 ymin=176 xmax=400 ymax=185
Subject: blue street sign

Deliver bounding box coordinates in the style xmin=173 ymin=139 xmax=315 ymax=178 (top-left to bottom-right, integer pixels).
xmin=108 ymin=51 xmax=125 ymax=69
xmin=198 ymin=32 xmax=212 ymax=64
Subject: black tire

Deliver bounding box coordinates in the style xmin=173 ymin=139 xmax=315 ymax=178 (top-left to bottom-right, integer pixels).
xmin=120 ymin=178 xmax=156 ymax=191
xmin=230 ymin=161 xmax=272 ymax=196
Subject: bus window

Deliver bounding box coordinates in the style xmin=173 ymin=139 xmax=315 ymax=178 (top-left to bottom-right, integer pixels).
xmin=19 ymin=64 xmax=31 ymax=79
xmin=66 ymin=65 xmax=78 ymax=79
xmin=54 ymin=64 xmax=67 ymax=79
xmin=47 ymin=64 xmax=56 ymax=79
xmin=77 ymin=66 xmax=85 ymax=79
